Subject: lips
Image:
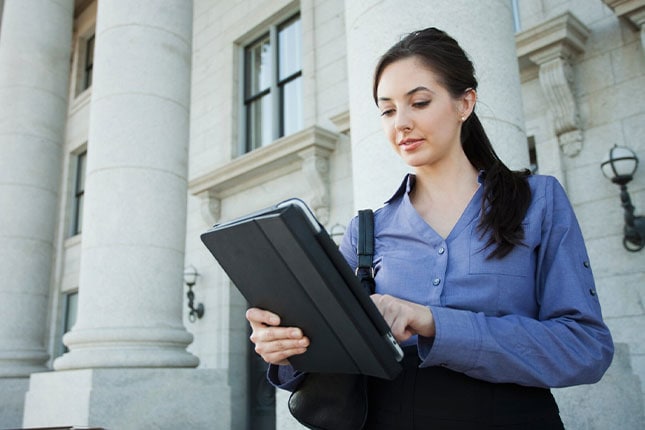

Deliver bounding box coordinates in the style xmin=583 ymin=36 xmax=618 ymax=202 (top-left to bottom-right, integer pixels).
xmin=398 ymin=138 xmax=423 ymax=151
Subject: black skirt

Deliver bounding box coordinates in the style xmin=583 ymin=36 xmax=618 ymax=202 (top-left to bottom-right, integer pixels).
xmin=364 ymin=347 xmax=565 ymax=429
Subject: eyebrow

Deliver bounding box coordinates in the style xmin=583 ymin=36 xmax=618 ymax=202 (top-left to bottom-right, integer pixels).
xmin=377 ymin=86 xmax=434 ymax=102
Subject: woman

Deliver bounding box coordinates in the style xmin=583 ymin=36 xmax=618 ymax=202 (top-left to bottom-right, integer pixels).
xmin=246 ymin=27 xmax=613 ymax=429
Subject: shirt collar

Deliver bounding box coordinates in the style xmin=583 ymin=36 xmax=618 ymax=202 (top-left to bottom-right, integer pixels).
xmin=385 ymin=173 xmax=415 ymax=204
xmin=386 ymin=171 xmax=486 ymax=204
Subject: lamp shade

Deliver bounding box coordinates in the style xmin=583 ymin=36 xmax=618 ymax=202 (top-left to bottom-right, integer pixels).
xmin=183 ymin=265 xmax=199 ymax=286
xmin=601 ymin=145 xmax=639 ymax=184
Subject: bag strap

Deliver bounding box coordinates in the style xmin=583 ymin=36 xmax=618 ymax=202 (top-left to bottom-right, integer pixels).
xmin=356 ymin=209 xmax=375 ymax=294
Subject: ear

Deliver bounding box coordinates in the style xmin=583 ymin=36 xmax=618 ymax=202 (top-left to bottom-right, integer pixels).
xmin=458 ymin=88 xmax=476 ymax=121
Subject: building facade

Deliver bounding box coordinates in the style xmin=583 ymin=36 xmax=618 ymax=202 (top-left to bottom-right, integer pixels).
xmin=0 ymin=0 xmax=643 ymax=429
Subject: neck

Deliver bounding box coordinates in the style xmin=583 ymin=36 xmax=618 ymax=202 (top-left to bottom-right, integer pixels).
xmin=412 ymin=159 xmax=479 ymax=202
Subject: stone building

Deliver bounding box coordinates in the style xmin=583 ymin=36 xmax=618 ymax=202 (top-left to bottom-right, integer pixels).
xmin=0 ymin=0 xmax=643 ymax=429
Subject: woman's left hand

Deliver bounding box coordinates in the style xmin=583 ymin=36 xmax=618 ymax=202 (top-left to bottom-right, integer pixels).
xmin=371 ymin=294 xmax=436 ymax=342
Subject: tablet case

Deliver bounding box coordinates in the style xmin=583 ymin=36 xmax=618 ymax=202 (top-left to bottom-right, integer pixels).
xmin=200 ymin=199 xmax=402 ymax=380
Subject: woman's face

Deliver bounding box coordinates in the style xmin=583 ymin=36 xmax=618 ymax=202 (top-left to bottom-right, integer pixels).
xmin=376 ymin=56 xmax=471 ymax=170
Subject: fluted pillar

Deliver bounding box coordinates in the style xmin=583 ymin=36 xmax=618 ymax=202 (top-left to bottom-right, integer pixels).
xmin=54 ymin=0 xmax=197 ymax=370
xmin=0 ymin=0 xmax=73 ymax=426
xmin=344 ymin=0 xmax=529 ymax=209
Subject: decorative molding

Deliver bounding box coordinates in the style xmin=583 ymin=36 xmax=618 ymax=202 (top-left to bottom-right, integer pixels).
xmin=189 ymin=125 xmax=339 ymax=224
xmin=516 ymin=12 xmax=590 ymax=157
xmin=603 ymin=0 xmax=645 ymax=28
xmin=602 ymin=0 xmax=645 ymax=51
xmin=298 ymin=146 xmax=331 ymax=224
xmin=329 ymin=110 xmax=350 ymax=135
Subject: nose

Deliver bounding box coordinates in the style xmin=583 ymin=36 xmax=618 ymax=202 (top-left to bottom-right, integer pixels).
xmin=395 ymin=108 xmax=412 ymax=132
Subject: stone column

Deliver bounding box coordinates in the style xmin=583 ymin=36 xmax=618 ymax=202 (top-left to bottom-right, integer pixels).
xmin=23 ymin=1 xmax=229 ymax=428
xmin=0 ymin=0 xmax=73 ymax=427
xmin=344 ymin=0 xmax=529 ymax=209
xmin=54 ymin=0 xmax=197 ymax=370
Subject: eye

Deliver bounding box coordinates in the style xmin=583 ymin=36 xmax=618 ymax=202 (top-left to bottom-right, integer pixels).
xmin=380 ymin=108 xmax=395 ymax=117
xmin=412 ymin=100 xmax=430 ymax=109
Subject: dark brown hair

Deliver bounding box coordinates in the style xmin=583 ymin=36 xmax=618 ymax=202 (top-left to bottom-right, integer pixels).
xmin=373 ymin=27 xmax=531 ymax=258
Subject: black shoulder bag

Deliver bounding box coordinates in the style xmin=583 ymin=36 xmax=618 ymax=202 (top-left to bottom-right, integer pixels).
xmin=288 ymin=209 xmax=375 ymax=430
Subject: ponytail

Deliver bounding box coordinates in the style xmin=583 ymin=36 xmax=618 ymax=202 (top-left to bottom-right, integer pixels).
xmin=462 ymin=113 xmax=531 ymax=259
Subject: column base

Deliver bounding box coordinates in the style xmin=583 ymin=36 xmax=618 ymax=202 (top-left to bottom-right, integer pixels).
xmin=54 ymin=327 xmax=199 ymax=370
xmin=0 ymin=377 xmax=30 ymax=429
xmin=23 ymin=368 xmax=230 ymax=429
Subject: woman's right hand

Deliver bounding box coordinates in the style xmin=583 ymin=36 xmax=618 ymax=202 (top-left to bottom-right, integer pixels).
xmin=246 ymin=307 xmax=310 ymax=366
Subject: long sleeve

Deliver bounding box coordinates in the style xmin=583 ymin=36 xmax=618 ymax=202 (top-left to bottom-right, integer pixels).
xmin=419 ymin=176 xmax=613 ymax=387
xmin=341 ymin=174 xmax=613 ymax=388
xmin=267 ymin=364 xmax=306 ymax=392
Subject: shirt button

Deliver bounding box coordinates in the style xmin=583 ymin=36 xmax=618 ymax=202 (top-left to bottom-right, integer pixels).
xmin=438 ymin=247 xmax=445 ymax=255
xmin=432 ymin=278 xmax=441 ymax=286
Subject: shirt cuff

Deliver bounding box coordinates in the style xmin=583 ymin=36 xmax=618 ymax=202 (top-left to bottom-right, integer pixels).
xmin=419 ymin=306 xmax=481 ymax=372
xmin=267 ymin=364 xmax=306 ymax=391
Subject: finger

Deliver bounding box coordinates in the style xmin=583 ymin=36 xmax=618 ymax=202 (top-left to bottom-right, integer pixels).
xmin=254 ymin=337 xmax=310 ymax=365
xmin=389 ymin=314 xmax=413 ymax=342
xmin=246 ymin=307 xmax=281 ymax=326
xmin=250 ymin=326 xmax=306 ymax=344
xmin=255 ymin=336 xmax=310 ymax=355
xmin=258 ymin=345 xmax=308 ymax=366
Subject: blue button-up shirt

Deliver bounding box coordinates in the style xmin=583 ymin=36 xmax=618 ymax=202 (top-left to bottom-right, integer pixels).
xmin=269 ymin=173 xmax=613 ymax=390
xmin=338 ymin=174 xmax=613 ymax=388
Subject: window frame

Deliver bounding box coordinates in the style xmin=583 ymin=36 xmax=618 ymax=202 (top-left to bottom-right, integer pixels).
xmin=74 ymin=29 xmax=95 ymax=98
xmin=240 ymin=13 xmax=302 ymax=155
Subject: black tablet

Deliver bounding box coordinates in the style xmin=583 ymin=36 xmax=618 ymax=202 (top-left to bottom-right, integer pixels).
xmin=200 ymin=198 xmax=403 ymax=380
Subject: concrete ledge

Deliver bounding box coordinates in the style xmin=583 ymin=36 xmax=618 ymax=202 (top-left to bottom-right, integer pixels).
xmin=22 ymin=368 xmax=230 ymax=430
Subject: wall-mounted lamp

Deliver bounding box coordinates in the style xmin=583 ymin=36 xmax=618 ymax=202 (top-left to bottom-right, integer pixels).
xmin=184 ymin=265 xmax=204 ymax=322
xmin=600 ymin=145 xmax=645 ymax=252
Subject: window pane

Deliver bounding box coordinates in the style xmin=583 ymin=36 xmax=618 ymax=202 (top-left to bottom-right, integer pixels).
xmin=61 ymin=291 xmax=78 ymax=354
xmin=85 ymin=35 xmax=95 ymax=90
xmin=247 ymin=95 xmax=273 ymax=151
xmin=282 ymin=77 xmax=302 ymax=136
xmin=245 ymin=35 xmax=271 ymax=97
xmin=278 ymin=18 xmax=301 ymax=80
xmin=75 ymin=195 xmax=84 ymax=234
xmin=73 ymin=152 xmax=86 ymax=235
xmin=64 ymin=292 xmax=78 ymax=332
xmin=528 ymin=136 xmax=538 ymax=173
xmin=77 ymin=151 xmax=86 ymax=190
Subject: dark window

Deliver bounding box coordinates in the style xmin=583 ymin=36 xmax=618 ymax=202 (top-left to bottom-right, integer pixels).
xmin=72 ymin=151 xmax=86 ymax=236
xmin=84 ymin=35 xmax=95 ymax=90
xmin=528 ymin=136 xmax=538 ymax=173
